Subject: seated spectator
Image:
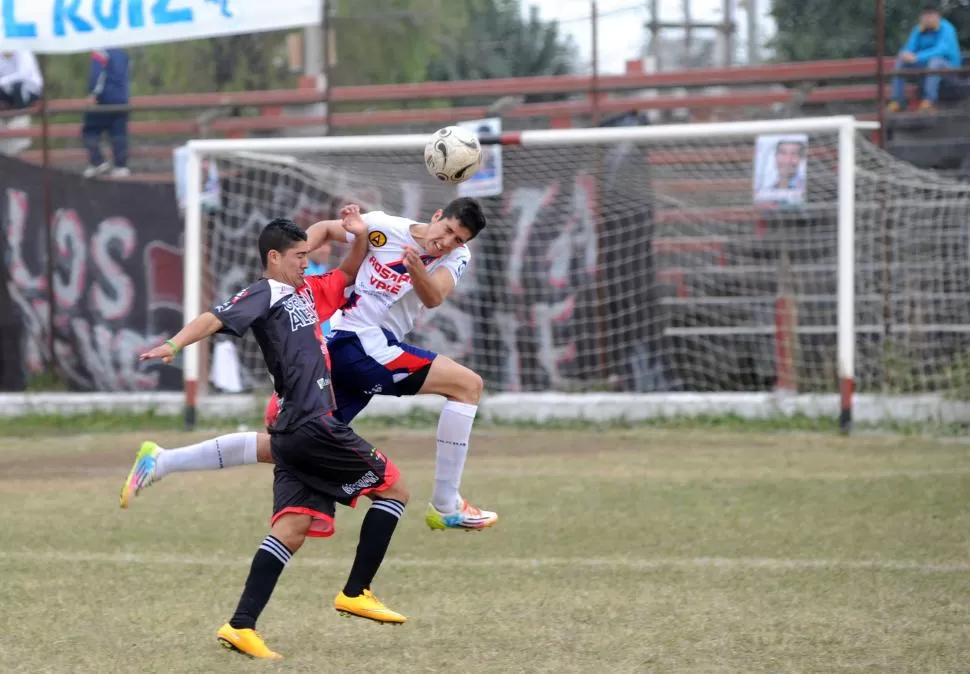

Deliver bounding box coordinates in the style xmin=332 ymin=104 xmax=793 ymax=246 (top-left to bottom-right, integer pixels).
xmin=0 ymin=50 xmax=42 ymax=109
xmin=889 ymin=2 xmax=962 ymax=112
xmin=82 ymin=48 xmax=131 ymax=178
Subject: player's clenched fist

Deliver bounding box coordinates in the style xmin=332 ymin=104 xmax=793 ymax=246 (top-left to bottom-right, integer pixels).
xmin=340 ymin=203 xmax=366 ymax=237
xmin=401 ymin=246 xmax=423 ymax=273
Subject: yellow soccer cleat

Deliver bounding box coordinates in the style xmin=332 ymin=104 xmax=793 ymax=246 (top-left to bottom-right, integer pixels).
xmin=216 ymin=623 xmax=283 ymax=660
xmin=425 ymin=498 xmax=498 ymax=531
xmin=334 ymin=589 xmax=407 ymax=624
xmin=119 ymin=441 xmax=161 ymax=509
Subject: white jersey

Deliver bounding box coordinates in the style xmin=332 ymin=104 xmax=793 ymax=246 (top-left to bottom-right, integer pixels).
xmin=338 ymin=211 xmax=470 ymax=340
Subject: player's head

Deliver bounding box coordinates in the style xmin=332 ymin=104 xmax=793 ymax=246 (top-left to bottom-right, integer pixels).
xmin=426 ymin=197 xmax=487 ymax=257
xmin=920 ymin=2 xmax=941 ymax=29
xmin=258 ymin=218 xmax=309 ymax=286
xmin=774 ymin=140 xmax=805 ymax=181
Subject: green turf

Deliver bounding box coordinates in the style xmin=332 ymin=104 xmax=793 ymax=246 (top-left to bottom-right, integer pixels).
xmin=0 ymin=428 xmax=968 ymax=672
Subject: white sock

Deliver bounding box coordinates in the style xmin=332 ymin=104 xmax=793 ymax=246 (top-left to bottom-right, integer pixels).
xmin=154 ymin=432 xmax=258 ymax=479
xmin=431 ymin=401 xmax=477 ymax=512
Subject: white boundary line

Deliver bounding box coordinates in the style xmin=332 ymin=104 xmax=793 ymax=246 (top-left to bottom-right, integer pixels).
xmin=1 ymin=550 xmax=968 ymax=574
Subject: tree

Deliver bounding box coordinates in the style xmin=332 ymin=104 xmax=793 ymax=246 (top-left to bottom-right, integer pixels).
xmin=42 ymin=32 xmax=295 ymax=100
xmin=425 ymin=0 xmax=578 ymax=95
xmin=42 ymin=0 xmax=472 ymax=99
xmin=771 ymin=0 xmax=970 ymax=62
xmin=330 ymin=0 xmax=472 ymax=86
xmin=40 ymin=0 xmax=576 ymax=102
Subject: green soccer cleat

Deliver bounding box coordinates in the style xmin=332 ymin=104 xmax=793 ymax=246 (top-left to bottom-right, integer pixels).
xmin=119 ymin=441 xmax=161 ymax=509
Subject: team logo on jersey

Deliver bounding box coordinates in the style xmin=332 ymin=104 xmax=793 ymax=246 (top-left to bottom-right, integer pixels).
xmin=368 ymin=231 xmax=388 ymax=247
xmin=282 ymin=293 xmax=317 ymax=332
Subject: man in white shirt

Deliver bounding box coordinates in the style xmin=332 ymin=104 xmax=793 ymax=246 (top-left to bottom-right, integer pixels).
xmin=0 ymin=51 xmax=42 ymax=109
xmin=308 ymin=198 xmax=495 ymax=531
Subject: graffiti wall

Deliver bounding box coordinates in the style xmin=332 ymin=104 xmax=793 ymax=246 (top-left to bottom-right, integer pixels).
xmin=0 ymin=157 xmax=184 ymax=392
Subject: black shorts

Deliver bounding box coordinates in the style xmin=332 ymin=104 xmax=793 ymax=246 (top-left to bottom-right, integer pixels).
xmin=269 ymin=415 xmax=399 ymax=538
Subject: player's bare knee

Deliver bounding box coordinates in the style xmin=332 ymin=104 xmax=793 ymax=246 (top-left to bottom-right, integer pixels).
xmin=464 ymin=371 xmax=484 ymax=403
xmin=380 ymin=480 xmax=409 ymax=505
xmin=271 ymin=513 xmax=312 ymax=553
xmin=451 ymin=369 xmax=483 ymax=404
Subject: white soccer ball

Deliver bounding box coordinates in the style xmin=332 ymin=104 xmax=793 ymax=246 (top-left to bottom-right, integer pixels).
xmin=424 ymin=126 xmax=482 ymax=184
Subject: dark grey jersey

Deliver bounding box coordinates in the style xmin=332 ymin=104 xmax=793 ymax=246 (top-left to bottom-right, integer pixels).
xmin=213 ymin=272 xmax=346 ymax=432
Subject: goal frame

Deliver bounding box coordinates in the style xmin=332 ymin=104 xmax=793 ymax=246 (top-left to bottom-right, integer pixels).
xmin=182 ymin=115 xmax=872 ymax=431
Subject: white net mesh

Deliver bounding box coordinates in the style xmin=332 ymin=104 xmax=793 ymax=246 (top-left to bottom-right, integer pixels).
xmin=197 ymin=125 xmax=970 ymax=418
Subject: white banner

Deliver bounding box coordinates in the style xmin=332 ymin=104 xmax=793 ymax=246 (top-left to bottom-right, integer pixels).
xmin=1 ymin=0 xmax=322 ymax=54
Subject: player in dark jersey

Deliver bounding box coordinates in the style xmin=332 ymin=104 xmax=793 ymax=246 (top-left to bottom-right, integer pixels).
xmin=137 ymin=211 xmax=408 ymax=660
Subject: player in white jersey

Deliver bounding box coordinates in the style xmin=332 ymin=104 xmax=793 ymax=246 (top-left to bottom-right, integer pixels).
xmin=120 ymin=198 xmax=497 ymax=532
xmin=307 ymin=197 xmax=496 ymax=530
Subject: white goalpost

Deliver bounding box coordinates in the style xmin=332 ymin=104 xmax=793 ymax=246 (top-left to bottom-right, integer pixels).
xmin=180 ymin=115 xmax=970 ymax=431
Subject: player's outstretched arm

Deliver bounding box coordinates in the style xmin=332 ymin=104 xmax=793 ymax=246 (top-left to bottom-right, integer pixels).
xmin=140 ymin=312 xmax=224 ymax=364
xmin=402 ymin=246 xmax=456 ymax=308
xmin=335 ymin=204 xmax=369 ymax=286
xmin=305 ymin=217 xmax=352 ymax=251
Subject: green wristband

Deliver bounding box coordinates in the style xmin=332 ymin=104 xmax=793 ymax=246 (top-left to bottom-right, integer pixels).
xmin=165 ymin=339 xmax=181 ymax=355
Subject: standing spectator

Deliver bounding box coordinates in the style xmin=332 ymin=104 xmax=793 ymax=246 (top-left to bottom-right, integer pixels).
xmin=889 ymin=2 xmax=962 ymax=112
xmin=82 ymin=48 xmax=131 ymax=178
xmin=0 ymin=50 xmax=42 ymax=109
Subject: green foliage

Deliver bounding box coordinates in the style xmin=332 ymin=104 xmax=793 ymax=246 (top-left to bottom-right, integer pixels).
xmin=942 ymin=350 xmax=970 ymax=401
xmin=879 ymin=339 xmax=924 ymax=395
xmin=131 ymin=33 xmax=296 ymax=95
xmin=425 ymin=0 xmax=577 ymax=93
xmin=330 ymin=0 xmax=471 ymax=86
xmin=41 ymin=32 xmax=296 ymax=99
xmin=770 ymin=0 xmax=970 ymax=61
xmin=40 ymin=0 xmax=576 ymax=101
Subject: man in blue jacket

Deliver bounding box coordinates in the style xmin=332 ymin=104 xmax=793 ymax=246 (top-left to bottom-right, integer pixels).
xmin=82 ymin=48 xmax=131 ymax=178
xmin=889 ymin=2 xmax=962 ymax=112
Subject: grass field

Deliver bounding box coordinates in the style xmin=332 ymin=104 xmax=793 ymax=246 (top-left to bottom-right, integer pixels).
xmin=1 ymin=425 xmax=969 ymax=673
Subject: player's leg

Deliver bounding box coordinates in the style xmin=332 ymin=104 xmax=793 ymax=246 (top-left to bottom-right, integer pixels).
xmin=119 ymin=393 xmax=288 ymax=507
xmin=329 ymin=331 xmax=495 ymax=530
xmin=290 ymin=417 xmax=407 ymax=623
xmin=335 ymin=478 xmax=410 ymax=624
xmin=417 ymin=353 xmax=481 ymax=504
xmin=414 ymin=353 xmax=498 ymax=531
xmin=119 ymin=431 xmax=268 ymax=507
xmin=217 ymin=490 xmax=314 ymax=660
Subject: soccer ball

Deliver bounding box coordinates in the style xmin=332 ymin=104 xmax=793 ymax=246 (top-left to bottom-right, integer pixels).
xmin=424 ymin=126 xmax=482 ymax=184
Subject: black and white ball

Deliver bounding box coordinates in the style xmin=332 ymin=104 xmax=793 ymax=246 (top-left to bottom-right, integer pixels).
xmin=424 ymin=126 xmax=482 ymax=184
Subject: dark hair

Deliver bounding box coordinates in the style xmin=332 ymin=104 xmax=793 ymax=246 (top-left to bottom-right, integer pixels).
xmin=441 ymin=197 xmax=487 ymax=240
xmin=776 ymin=140 xmax=806 ymax=157
xmin=922 ymin=0 xmax=940 ymax=12
xmin=258 ymin=218 xmax=307 ymax=267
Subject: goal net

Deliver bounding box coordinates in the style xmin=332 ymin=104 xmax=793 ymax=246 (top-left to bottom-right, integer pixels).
xmin=182 ymin=116 xmax=970 ymax=430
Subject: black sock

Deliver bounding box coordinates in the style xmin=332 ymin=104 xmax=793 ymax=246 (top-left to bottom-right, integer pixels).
xmin=343 ymin=499 xmax=405 ymax=597
xmin=229 ymin=534 xmax=292 ymax=630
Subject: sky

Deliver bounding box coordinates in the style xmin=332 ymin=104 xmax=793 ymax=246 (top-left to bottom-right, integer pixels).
xmin=528 ymin=0 xmax=777 ymax=74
